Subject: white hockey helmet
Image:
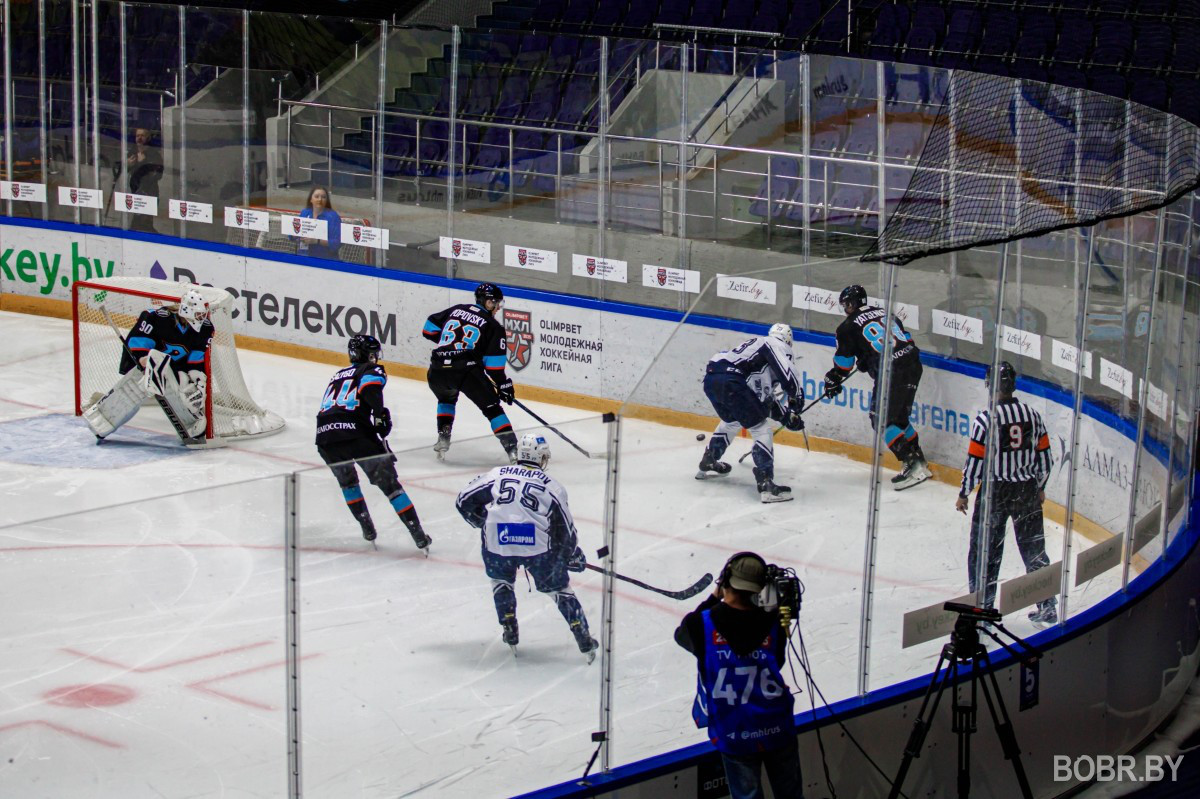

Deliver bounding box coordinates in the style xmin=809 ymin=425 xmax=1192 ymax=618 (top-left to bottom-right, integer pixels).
xmin=178 ymin=287 xmax=210 ymax=333
xmin=768 ymin=322 xmax=793 ymax=348
xmin=516 ymin=433 xmax=550 ymax=468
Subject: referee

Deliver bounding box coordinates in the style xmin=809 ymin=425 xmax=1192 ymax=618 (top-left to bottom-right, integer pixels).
xmin=955 ymin=361 xmax=1058 ymax=628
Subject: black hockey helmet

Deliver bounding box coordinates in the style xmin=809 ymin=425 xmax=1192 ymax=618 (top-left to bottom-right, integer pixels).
xmin=986 ymin=360 xmax=1017 ymax=394
xmin=475 ymin=282 xmax=504 ymax=308
xmin=839 ymin=284 xmax=867 ymax=312
xmin=348 ymin=334 xmax=382 ymax=365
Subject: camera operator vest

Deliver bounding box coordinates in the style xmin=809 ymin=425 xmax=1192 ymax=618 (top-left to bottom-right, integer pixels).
xmin=691 ymin=610 xmax=795 ymax=755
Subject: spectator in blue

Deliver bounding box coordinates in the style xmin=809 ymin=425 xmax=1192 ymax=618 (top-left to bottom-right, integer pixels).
xmin=296 ymin=186 xmax=341 ymax=260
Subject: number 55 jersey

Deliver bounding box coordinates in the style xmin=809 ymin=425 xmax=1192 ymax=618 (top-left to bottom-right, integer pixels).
xmin=455 ymin=464 xmax=578 ymax=559
xmin=315 ymin=362 xmax=388 ymax=445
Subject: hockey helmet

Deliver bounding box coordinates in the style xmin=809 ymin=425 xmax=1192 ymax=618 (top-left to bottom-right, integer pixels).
xmin=516 ymin=432 xmax=550 ymax=469
xmin=178 ymin=287 xmax=210 ymax=333
xmin=986 ymin=360 xmax=1017 ymax=394
xmin=348 ymin=334 xmax=382 ymax=365
xmin=767 ymin=322 xmax=793 ymax=348
xmin=475 ymin=282 xmax=504 ymax=309
xmin=839 ymin=284 xmax=867 ymax=312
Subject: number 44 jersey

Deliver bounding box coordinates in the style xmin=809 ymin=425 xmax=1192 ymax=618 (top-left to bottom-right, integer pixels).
xmin=456 ymin=464 xmax=578 ymax=558
xmin=315 ymin=362 xmax=388 ymax=445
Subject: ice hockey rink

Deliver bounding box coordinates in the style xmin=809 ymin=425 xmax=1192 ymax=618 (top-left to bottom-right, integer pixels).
xmin=0 ymin=309 xmax=1120 ymax=798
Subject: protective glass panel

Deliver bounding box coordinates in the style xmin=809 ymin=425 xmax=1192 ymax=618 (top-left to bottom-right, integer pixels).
xmin=43 ymin=0 xmax=80 ymax=222
xmin=375 ymin=24 xmax=455 ymax=277
xmin=609 ymin=261 xmax=871 ymax=766
xmin=0 ymin=477 xmax=288 ymax=796
xmin=296 ymin=416 xmax=609 ymax=795
xmin=6 ymin=0 xmax=49 ymax=220
xmin=247 ymin=11 xmax=378 ymax=260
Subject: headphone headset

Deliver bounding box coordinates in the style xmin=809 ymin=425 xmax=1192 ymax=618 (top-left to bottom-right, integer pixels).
xmin=718 ymin=551 xmax=768 ymax=590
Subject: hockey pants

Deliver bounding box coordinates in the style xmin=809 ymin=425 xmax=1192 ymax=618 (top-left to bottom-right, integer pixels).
xmin=967 ymin=479 xmax=1056 ymax=614
xmin=483 ymin=548 xmax=590 ymax=634
xmin=702 ymin=369 xmax=777 ymax=479
xmin=868 ymin=357 xmax=924 ymax=463
xmin=427 ymin=365 xmax=516 ymax=452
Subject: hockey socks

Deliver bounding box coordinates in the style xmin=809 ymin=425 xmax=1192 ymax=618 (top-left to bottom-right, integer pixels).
xmin=341 ymin=486 xmax=377 ymax=541
xmin=492 ymin=580 xmax=517 ymax=623
xmin=555 ymin=591 xmax=598 ymax=661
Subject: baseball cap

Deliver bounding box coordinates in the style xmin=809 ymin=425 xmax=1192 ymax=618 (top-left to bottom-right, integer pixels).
xmin=726 ymin=554 xmax=767 ymax=593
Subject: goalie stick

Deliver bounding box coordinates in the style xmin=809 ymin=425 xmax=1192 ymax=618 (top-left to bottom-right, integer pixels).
xmin=737 ymin=368 xmax=858 ymax=464
xmin=584 ymin=563 xmax=713 ymax=600
xmin=98 ymin=305 xmax=206 ymax=446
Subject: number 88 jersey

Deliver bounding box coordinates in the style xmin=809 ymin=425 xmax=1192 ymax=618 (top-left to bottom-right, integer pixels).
xmin=315 ymin=362 xmax=387 ymax=445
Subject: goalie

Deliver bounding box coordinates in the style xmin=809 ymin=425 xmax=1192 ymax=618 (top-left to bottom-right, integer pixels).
xmin=82 ymin=287 xmax=214 ymax=442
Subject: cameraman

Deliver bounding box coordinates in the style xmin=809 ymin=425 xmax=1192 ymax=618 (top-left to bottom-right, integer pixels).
xmin=675 ymin=552 xmax=804 ymax=799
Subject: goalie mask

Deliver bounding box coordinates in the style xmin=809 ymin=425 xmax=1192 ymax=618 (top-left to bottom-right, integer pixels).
xmin=515 ymin=433 xmax=550 ymax=469
xmin=178 ymin=288 xmax=210 ymax=333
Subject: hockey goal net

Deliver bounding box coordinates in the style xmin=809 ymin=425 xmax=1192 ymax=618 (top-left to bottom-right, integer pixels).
xmin=73 ymin=277 xmax=286 ymax=442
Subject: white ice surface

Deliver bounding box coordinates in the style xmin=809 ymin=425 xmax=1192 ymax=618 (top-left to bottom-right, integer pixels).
xmin=0 ymin=310 xmax=1122 ymax=798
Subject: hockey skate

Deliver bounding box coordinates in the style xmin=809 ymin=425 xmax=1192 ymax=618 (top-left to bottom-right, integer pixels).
xmin=407 ymin=523 xmax=432 ymax=554
xmin=570 ymin=621 xmax=599 ymax=664
xmin=1028 ymin=602 xmax=1058 ymax=630
xmin=433 ymin=432 xmax=451 ymax=461
xmin=891 ymin=457 xmax=932 ymax=491
xmin=754 ymin=467 xmax=793 ymax=503
xmin=501 ymin=615 xmax=519 ymax=654
xmin=695 ymin=450 xmax=732 ymax=480
xmin=506 ymin=446 xmax=519 ymax=465
xmin=358 ymin=516 xmax=377 ymax=542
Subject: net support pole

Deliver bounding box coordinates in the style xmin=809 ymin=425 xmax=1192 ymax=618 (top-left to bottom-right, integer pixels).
xmin=1121 ymin=208 xmax=1166 ymax=591
xmin=598 ymin=414 xmax=622 ymax=773
xmin=1058 ymin=228 xmax=1096 ymax=623
xmin=285 ymin=472 xmax=302 ymax=799
xmin=974 ymin=241 xmax=1011 ymax=614
xmin=857 ymin=259 xmax=900 ymax=697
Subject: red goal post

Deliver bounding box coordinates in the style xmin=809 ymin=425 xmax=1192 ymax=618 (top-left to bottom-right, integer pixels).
xmin=72 ymin=277 xmax=286 ymax=443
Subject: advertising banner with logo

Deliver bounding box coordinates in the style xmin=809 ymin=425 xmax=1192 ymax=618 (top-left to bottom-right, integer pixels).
xmin=281 ymin=214 xmax=328 ymax=241
xmin=57 ymin=186 xmax=103 ymax=209
xmin=642 ymin=264 xmax=700 ymax=293
xmin=0 ymin=181 xmax=47 ymax=203
xmin=439 ymin=236 xmax=491 ymax=264
xmin=0 ymin=221 xmax=1163 ymax=541
xmin=504 ymin=245 xmax=557 ymax=273
xmin=169 ymin=199 xmax=214 ymax=223
xmin=1051 ymin=338 xmax=1094 ymax=377
xmin=223 ymin=206 xmax=269 ymax=232
xmin=867 ymin=296 xmax=921 ymax=330
xmin=341 ymin=223 xmax=389 ymax=251
xmin=1000 ymin=325 xmax=1043 ymax=360
xmin=571 ymin=254 xmax=627 ymax=283
xmin=717 ymin=275 xmax=776 ymax=305
xmin=930 ymin=309 xmax=984 ymax=344
xmin=114 ymin=192 xmax=158 ymax=217
xmin=793 ymin=284 xmax=842 ymax=315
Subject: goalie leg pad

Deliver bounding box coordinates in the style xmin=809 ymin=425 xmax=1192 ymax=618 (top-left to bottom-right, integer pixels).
xmin=84 ymin=369 xmax=149 ymax=438
xmin=142 ymin=357 xmax=206 ymax=438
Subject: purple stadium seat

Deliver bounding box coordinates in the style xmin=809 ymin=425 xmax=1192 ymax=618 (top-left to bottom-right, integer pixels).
xmin=1054 ymin=20 xmax=1091 ymax=64
xmin=1132 ymin=22 xmax=1172 ymax=70
xmin=748 ymin=157 xmax=800 ymax=219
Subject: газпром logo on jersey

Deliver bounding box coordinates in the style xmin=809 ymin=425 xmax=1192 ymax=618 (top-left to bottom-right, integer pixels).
xmin=503 ymin=308 xmax=533 ymax=371
xmin=497 ymin=523 xmax=536 ymax=546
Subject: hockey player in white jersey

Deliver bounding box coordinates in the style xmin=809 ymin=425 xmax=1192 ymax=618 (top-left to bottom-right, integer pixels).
xmin=456 ymin=433 xmax=599 ymax=662
xmin=696 ymin=323 xmax=805 ymax=502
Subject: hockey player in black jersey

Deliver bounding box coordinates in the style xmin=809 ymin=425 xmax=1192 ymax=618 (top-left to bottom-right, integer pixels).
xmin=422 ymin=282 xmax=517 ymax=463
xmin=316 ymin=334 xmax=431 ymax=550
xmin=83 ymin=287 xmax=214 ymax=441
xmin=824 ymin=284 xmax=931 ymax=490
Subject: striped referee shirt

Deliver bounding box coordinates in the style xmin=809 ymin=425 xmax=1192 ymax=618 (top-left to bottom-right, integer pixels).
xmin=959 ymin=398 xmax=1053 ymax=496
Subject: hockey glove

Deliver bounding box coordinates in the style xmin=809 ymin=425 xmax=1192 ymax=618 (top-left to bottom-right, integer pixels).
xmin=180 ymin=370 xmax=207 ymax=416
xmin=782 ymin=407 xmax=805 ymax=432
xmin=374 ymin=407 xmax=393 ymax=438
xmin=496 ymin=377 xmax=515 ymax=404
xmin=566 ymin=546 xmax=586 ymax=573
xmin=823 ymin=368 xmax=845 ymax=398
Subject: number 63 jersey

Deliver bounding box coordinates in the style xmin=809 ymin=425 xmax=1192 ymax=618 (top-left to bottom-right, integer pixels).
xmin=456 ymin=464 xmax=578 ymax=558
xmin=315 ymin=362 xmax=387 ymax=446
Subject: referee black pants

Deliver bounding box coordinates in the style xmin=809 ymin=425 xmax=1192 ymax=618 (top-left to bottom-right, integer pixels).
xmin=967 ymin=479 xmax=1054 ymax=612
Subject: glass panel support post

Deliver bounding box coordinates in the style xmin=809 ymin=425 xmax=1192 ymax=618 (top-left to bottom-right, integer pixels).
xmin=285 ymin=473 xmax=302 ymax=799
xmin=597 ymin=414 xmax=622 ymax=773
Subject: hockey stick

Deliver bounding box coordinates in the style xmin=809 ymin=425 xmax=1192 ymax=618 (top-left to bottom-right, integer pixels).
xmin=98 ymin=305 xmax=204 ymax=445
xmin=736 ymin=368 xmax=859 ymax=464
xmin=584 ymin=563 xmax=713 ymax=600
xmin=511 ymin=397 xmax=593 ymax=459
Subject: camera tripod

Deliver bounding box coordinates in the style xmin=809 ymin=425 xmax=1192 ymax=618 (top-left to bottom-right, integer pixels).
xmin=887 ymin=604 xmax=1041 ymax=799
